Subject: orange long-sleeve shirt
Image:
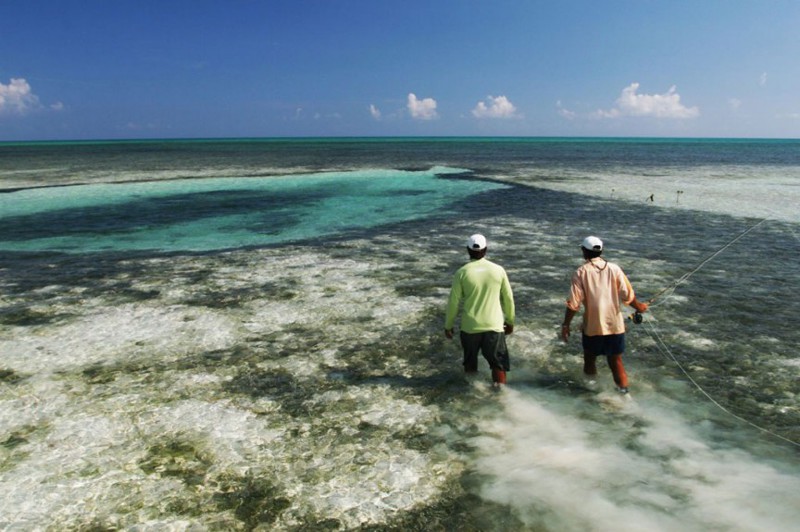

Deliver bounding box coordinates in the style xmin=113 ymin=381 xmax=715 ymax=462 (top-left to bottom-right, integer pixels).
xmin=566 ymin=257 xmax=635 ymax=336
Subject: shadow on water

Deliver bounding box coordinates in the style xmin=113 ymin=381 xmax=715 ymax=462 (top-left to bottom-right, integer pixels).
xmin=0 ymin=188 xmax=331 ymax=242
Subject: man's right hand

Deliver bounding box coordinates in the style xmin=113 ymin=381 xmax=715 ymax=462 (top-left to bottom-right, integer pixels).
xmin=560 ymin=324 xmax=571 ymax=343
xmin=445 ymin=328 xmax=454 ymax=339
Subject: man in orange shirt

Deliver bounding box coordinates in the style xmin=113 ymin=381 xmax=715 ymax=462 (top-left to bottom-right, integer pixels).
xmin=561 ymin=236 xmax=648 ymax=393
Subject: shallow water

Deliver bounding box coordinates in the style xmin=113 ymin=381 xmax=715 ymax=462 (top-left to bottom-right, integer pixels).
xmin=1 ymin=139 xmax=799 ymax=530
xmin=0 ymin=166 xmax=500 ymax=253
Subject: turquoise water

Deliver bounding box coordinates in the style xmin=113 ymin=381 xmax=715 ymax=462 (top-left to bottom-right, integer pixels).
xmin=0 ymin=166 xmax=503 ymax=252
xmin=1 ymin=138 xmax=799 ymax=530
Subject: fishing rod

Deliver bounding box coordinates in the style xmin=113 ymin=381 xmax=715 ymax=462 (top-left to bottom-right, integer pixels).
xmin=629 ymin=217 xmax=768 ymax=324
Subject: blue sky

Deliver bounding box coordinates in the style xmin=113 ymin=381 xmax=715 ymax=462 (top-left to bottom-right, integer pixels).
xmin=1 ymin=0 xmax=798 ymax=140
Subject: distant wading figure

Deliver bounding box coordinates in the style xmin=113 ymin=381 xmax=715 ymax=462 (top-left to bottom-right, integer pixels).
xmin=561 ymin=236 xmax=648 ymax=393
xmin=445 ymin=234 xmax=515 ymax=385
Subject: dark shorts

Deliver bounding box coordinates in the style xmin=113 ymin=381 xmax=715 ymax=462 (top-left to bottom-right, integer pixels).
xmin=460 ymin=330 xmax=510 ymax=372
xmin=582 ymin=333 xmax=625 ymax=357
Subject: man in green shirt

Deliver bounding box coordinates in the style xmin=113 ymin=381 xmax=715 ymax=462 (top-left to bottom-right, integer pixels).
xmin=445 ymin=234 xmax=515 ymax=385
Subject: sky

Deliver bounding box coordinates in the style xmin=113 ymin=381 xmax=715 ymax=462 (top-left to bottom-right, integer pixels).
xmin=1 ymin=0 xmax=799 ymax=141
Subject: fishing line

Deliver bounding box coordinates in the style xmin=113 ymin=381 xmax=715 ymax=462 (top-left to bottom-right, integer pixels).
xmin=628 ymin=216 xmax=799 ymax=447
xmin=645 ymin=217 xmax=768 ymax=309
xmin=575 ymin=218 xmax=768 ymax=328
xmin=757 ymin=206 xmax=800 ymax=244
xmin=641 ymin=316 xmax=800 ymax=448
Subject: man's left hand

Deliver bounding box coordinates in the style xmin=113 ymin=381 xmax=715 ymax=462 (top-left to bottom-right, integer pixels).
xmin=504 ymin=323 xmax=513 ymax=335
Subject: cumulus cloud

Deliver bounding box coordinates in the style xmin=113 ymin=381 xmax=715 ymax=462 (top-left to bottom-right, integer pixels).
xmin=407 ymin=93 xmax=438 ymax=120
xmin=556 ymin=100 xmax=576 ymax=120
xmin=369 ymin=104 xmax=381 ymax=120
xmin=0 ymin=78 xmax=41 ymax=114
xmin=472 ymin=95 xmax=519 ymax=119
xmin=594 ymin=83 xmax=699 ymax=119
xmin=728 ymin=98 xmax=742 ymax=110
xmin=760 ymin=72 xmax=768 ymax=87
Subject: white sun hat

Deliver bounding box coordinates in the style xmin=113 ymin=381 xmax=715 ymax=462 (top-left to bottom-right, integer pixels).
xmin=467 ymin=234 xmax=487 ymax=250
xmin=581 ymin=236 xmax=603 ymax=251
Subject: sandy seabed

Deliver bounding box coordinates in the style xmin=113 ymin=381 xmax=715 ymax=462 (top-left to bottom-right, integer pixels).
xmin=2 ymin=176 xmax=800 ymax=530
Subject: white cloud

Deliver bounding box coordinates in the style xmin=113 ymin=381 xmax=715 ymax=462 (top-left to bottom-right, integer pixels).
xmin=594 ymin=83 xmax=699 ymax=119
xmin=407 ymin=93 xmax=438 ymax=120
xmin=369 ymin=104 xmax=381 ymax=120
xmin=0 ymin=78 xmax=41 ymax=113
xmin=556 ymin=100 xmax=576 ymax=120
xmin=728 ymin=98 xmax=742 ymax=110
xmin=760 ymin=72 xmax=768 ymax=87
xmin=472 ymin=95 xmax=519 ymax=119
xmin=314 ymin=112 xmax=341 ymax=120
xmin=124 ymin=121 xmax=159 ymax=131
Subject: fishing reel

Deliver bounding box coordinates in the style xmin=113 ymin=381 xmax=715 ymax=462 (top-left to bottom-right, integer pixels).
xmin=629 ymin=311 xmax=643 ymax=324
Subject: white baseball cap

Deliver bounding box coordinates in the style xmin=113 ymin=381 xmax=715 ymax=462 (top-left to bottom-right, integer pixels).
xmin=581 ymin=236 xmax=603 ymax=251
xmin=467 ymin=234 xmax=487 ymax=250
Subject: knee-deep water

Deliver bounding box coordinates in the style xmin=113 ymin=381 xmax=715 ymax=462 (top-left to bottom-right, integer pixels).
xmin=1 ymin=138 xmax=799 ymax=530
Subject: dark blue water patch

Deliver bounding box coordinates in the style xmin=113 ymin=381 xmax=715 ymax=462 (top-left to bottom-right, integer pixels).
xmin=2 ymin=181 xmax=795 ymax=334
xmin=0 ymin=187 xmax=331 ymax=242
xmin=0 ymin=166 xmax=501 ymax=253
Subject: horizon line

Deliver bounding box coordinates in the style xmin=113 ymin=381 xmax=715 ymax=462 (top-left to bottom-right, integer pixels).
xmin=2 ymin=134 xmax=799 ymax=145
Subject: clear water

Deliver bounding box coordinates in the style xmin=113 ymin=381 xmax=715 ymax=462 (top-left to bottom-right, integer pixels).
xmin=1 ymin=138 xmax=798 ymax=530
xmin=0 ymin=166 xmax=497 ymax=252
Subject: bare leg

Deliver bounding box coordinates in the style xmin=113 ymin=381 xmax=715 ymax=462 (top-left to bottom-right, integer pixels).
xmin=492 ymin=368 xmax=507 ymax=384
xmin=607 ymin=354 xmax=628 ymax=388
xmin=583 ymin=351 xmax=598 ymax=378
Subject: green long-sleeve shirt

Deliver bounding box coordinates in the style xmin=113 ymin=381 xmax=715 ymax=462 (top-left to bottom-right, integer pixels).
xmin=445 ymin=257 xmax=515 ymax=333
